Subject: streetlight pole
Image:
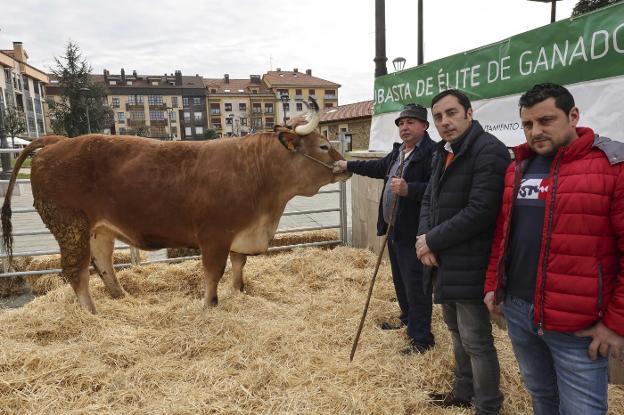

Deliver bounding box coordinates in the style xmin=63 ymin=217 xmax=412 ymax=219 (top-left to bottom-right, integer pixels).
xmin=166 ymin=107 xmax=174 ymax=140
xmin=418 ymin=0 xmax=424 ymax=65
xmin=527 ymin=0 xmax=562 ymax=23
xmin=280 ymin=94 xmax=289 ymax=125
xmin=79 ymin=87 xmax=92 ymax=134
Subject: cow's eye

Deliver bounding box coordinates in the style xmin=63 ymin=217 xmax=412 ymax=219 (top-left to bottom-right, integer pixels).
xmin=320 ymin=144 xmax=329 ymax=151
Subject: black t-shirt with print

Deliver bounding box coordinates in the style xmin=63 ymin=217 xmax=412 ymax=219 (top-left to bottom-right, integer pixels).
xmin=506 ymin=155 xmax=554 ymax=303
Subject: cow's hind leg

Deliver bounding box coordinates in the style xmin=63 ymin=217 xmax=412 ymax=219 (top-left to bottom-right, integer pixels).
xmin=199 ymin=242 xmax=230 ymax=308
xmin=230 ymin=251 xmax=247 ymax=293
xmin=90 ymin=229 xmax=126 ymax=299
xmin=35 ymin=201 xmax=96 ymax=313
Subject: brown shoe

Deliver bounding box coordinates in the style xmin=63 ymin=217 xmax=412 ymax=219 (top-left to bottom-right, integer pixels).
xmin=428 ymin=392 xmax=472 ymax=408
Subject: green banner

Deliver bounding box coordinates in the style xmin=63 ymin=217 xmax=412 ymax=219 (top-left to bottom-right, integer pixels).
xmin=374 ymin=3 xmax=624 ymax=114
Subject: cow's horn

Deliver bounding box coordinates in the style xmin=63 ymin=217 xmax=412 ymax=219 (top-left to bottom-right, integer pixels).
xmin=294 ymin=97 xmax=320 ymax=136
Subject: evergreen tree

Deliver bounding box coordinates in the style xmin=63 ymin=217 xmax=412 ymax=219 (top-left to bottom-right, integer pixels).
xmin=47 ymin=41 xmax=113 ymax=137
xmin=572 ymin=0 xmax=622 ymax=16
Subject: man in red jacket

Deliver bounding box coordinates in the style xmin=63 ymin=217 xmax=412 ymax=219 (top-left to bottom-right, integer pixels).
xmin=484 ymin=83 xmax=624 ymax=415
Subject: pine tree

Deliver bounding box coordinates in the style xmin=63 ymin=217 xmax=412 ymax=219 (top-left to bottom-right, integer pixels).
xmin=572 ymin=0 xmax=622 ymax=16
xmin=47 ymin=41 xmax=113 ymax=137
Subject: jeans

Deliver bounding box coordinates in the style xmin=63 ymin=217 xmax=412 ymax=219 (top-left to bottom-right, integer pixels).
xmin=501 ymin=295 xmax=608 ymax=415
xmin=442 ymin=302 xmax=503 ymax=415
xmin=387 ymin=239 xmax=434 ymax=347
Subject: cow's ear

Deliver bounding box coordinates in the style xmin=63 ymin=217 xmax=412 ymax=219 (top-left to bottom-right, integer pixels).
xmin=278 ymin=131 xmax=301 ymax=152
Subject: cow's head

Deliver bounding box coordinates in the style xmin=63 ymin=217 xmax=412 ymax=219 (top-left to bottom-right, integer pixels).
xmin=276 ymin=99 xmax=351 ymax=189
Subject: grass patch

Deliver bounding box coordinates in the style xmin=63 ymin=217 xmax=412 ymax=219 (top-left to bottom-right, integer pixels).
xmin=11 ymin=157 xmax=31 ymax=168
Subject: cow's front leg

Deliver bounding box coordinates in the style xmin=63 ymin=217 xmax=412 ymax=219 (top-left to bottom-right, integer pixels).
xmin=199 ymin=243 xmax=230 ymax=308
xmin=229 ymin=251 xmax=247 ymax=293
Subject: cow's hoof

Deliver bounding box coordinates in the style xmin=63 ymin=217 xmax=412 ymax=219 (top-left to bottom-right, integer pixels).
xmin=204 ymin=296 xmax=218 ymax=308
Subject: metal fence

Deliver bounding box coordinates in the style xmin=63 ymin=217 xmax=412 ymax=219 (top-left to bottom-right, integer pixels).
xmin=0 ymin=135 xmax=349 ymax=279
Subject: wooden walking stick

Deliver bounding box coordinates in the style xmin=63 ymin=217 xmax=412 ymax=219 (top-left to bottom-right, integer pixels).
xmin=350 ymin=149 xmax=406 ymax=362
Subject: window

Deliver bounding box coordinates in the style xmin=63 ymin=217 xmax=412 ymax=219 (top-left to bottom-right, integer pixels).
xmin=210 ymin=88 xmax=217 ymax=93
xmin=184 ymin=111 xmax=191 ymax=122
xmin=148 ymin=95 xmax=164 ymax=105
xmin=171 ymin=96 xmax=178 ymax=108
xmin=309 ymin=89 xmax=315 ymax=97
xmin=253 ymin=118 xmax=262 ymax=128
xmin=296 ymin=102 xmax=303 ymax=112
xmin=240 ymin=117 xmax=247 ymax=126
xmin=194 ymin=111 xmax=203 ymax=121
xmin=295 ymin=89 xmax=302 ymax=97
xmin=130 ymin=111 xmax=145 ymax=120
xmin=210 ymin=103 xmax=220 ymax=115
xmin=128 ymin=95 xmax=144 ymax=105
xmin=34 ymin=100 xmax=42 ymax=114
xmin=265 ymin=104 xmax=273 ymax=114
xmin=111 ymin=97 xmax=120 ymax=108
xmin=151 ymin=81 xmax=159 ymax=86
xmin=109 ymin=80 xmax=117 ymax=86
xmin=149 ymin=111 xmax=165 ymax=120
xmin=126 ymin=81 xmax=133 ymax=86
xmin=195 ymin=126 xmax=204 ymax=135
xmin=169 ymin=111 xmax=176 ymax=121
xmin=324 ymin=89 xmax=336 ymax=98
xmin=185 ymin=127 xmax=192 ymax=136
xmin=193 ymin=97 xmax=201 ymax=106
xmin=265 ymin=117 xmax=274 ymax=128
xmin=117 ymin=112 xmax=125 ymax=122
xmin=211 ymin=117 xmax=221 ymax=129
xmin=277 ymin=89 xmax=288 ymax=98
xmin=252 ymin=103 xmax=261 ymax=114
xmin=224 ymin=103 xmax=232 ymax=112
xmin=183 ymin=97 xmax=189 ymax=107
xmin=239 ymin=103 xmax=247 ymax=111
xmin=324 ymin=103 xmax=334 ymax=109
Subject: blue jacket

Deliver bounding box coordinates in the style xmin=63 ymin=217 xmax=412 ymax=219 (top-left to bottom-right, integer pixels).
xmin=347 ymin=134 xmax=435 ymax=245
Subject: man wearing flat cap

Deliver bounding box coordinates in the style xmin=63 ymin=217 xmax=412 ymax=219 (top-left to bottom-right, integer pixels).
xmin=334 ymin=103 xmax=435 ymax=354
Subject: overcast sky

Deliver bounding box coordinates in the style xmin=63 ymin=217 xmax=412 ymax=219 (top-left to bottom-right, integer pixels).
xmin=2 ymin=0 xmax=579 ymax=104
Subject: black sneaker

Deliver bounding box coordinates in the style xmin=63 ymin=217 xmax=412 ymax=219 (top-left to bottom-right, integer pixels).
xmin=400 ymin=343 xmax=433 ymax=355
xmin=428 ymin=392 xmax=472 ymax=408
xmin=380 ymin=321 xmax=406 ymax=330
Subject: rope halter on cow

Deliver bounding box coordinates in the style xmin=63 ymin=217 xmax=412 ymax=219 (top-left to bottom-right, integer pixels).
xmin=275 ymin=97 xmax=336 ymax=171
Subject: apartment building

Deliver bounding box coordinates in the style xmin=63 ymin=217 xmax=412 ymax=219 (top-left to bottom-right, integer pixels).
xmin=45 ymin=66 xmax=341 ymax=139
xmin=0 ymin=42 xmax=49 ymax=138
xmin=204 ymin=74 xmax=275 ymax=137
xmin=262 ymin=68 xmax=340 ymax=125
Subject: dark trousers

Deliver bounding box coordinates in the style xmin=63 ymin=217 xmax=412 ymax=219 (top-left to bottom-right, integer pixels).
xmin=442 ymin=302 xmax=503 ymax=415
xmin=387 ymin=239 xmax=434 ymax=347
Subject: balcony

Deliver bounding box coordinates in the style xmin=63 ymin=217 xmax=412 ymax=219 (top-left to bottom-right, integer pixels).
xmin=127 ymin=119 xmax=146 ymax=128
xmin=150 ymin=119 xmax=167 ymax=126
xmin=294 ymin=94 xmax=303 ymax=100
xmin=264 ymin=109 xmax=274 ymax=114
xmin=210 ymin=110 xmax=221 ymax=115
xmin=212 ymin=124 xmax=222 ymax=130
xmin=126 ymin=103 xmax=145 ymax=110
xmin=324 ymin=94 xmax=337 ymax=100
xmin=148 ymin=103 xmax=167 ymax=110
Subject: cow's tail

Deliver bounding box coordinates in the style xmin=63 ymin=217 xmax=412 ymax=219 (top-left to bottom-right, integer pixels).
xmin=2 ymin=136 xmax=63 ymax=263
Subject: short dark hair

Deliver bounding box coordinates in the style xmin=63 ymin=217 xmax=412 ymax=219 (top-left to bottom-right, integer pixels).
xmin=519 ymin=83 xmax=575 ymax=114
xmin=431 ymin=89 xmax=472 ymax=112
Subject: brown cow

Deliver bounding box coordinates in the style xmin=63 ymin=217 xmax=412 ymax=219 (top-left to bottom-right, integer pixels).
xmin=1 ymin=101 xmax=349 ymax=313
